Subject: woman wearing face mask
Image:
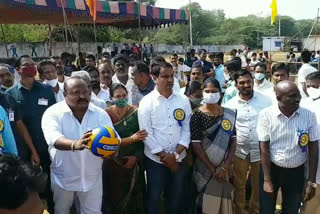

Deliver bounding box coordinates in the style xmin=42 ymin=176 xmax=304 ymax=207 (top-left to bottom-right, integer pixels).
xmin=103 ymin=83 xmax=147 ymax=214
xmin=191 ymin=77 xmax=236 ymax=214
xmin=187 ymin=81 xmax=203 ymax=110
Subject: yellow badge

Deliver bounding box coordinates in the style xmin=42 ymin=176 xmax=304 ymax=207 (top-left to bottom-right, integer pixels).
xmin=221 ymin=119 xmax=231 ymax=131
xmin=173 ymin=109 xmax=185 ymax=126
xmin=0 ymin=135 xmax=3 ymax=148
xmin=0 ymin=120 xmax=4 ymax=132
xmin=299 ymin=133 xmax=309 ymax=147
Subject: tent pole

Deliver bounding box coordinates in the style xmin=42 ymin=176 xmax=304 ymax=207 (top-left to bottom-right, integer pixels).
xmin=1 ymin=25 xmax=9 ymax=58
xmin=314 ymin=8 xmax=319 ymax=51
xmin=77 ymin=24 xmax=81 ymax=54
xmin=60 ymin=0 xmax=68 ymax=52
xmin=93 ymin=22 xmax=97 ymax=60
xmin=138 ymin=1 xmax=143 ymax=60
xmin=189 ymin=0 xmax=193 ymax=48
xmin=269 ymin=37 xmax=272 ymax=62
xmin=48 ymin=24 xmax=53 ymax=56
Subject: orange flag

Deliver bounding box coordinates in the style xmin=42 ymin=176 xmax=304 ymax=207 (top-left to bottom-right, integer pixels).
xmin=86 ymin=0 xmax=97 ymax=21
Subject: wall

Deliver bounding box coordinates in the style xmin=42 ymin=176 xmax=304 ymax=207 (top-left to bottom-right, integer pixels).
xmin=302 ymin=37 xmax=320 ymax=51
xmin=263 ymin=37 xmax=285 ymax=52
xmin=1 ymin=42 xmax=244 ymax=58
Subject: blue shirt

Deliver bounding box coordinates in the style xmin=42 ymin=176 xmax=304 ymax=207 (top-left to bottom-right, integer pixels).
xmin=194 ymin=60 xmax=213 ymax=74
xmin=0 ymin=105 xmax=17 ymax=155
xmin=214 ymin=64 xmax=226 ymax=92
xmin=131 ymin=79 xmax=155 ymax=106
xmin=6 ymin=81 xmax=56 ymax=164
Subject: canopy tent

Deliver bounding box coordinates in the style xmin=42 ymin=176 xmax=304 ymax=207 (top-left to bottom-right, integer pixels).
xmin=0 ymin=0 xmax=189 ymax=28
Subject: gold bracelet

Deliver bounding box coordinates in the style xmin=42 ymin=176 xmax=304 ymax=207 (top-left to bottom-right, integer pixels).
xmin=221 ymin=166 xmax=228 ymax=173
xmin=71 ymin=141 xmax=76 ymax=152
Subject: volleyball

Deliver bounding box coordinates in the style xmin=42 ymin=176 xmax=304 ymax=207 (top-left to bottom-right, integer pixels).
xmin=87 ymin=126 xmax=120 ymax=157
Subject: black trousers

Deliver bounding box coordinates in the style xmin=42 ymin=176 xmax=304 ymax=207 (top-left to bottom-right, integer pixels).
xmin=259 ymin=163 xmax=305 ymax=214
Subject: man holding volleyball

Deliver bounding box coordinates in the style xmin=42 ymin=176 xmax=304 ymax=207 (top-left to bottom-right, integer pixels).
xmin=42 ymin=77 xmax=114 ymax=214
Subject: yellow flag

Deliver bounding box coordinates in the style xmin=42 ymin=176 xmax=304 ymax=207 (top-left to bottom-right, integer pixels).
xmin=270 ymin=0 xmax=278 ymax=25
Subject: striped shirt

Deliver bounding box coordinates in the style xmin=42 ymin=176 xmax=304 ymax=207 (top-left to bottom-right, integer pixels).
xmin=257 ymin=105 xmax=320 ymax=168
xmin=301 ymin=98 xmax=320 ymax=184
xmin=223 ymin=91 xmax=272 ymax=162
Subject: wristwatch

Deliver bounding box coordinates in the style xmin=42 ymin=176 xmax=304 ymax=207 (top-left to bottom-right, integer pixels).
xmin=307 ymin=181 xmax=317 ymax=188
xmin=174 ymin=152 xmax=180 ymax=160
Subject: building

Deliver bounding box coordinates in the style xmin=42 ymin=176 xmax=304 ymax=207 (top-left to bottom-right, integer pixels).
xmin=263 ymin=37 xmax=286 ymax=52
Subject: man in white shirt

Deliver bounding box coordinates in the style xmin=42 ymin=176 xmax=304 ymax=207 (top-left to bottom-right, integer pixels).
xmin=151 ymin=56 xmax=181 ymax=93
xmin=170 ymin=53 xmax=182 ymax=81
xmin=223 ymin=70 xmax=272 ymax=214
xmin=85 ymin=66 xmax=110 ymax=103
xmin=221 ymin=60 xmax=241 ymax=105
xmin=50 ymin=56 xmax=67 ymax=88
xmin=180 ymin=64 xmax=204 ymax=95
xmin=99 ymin=62 xmax=114 ymax=91
xmin=258 ymin=81 xmax=319 ymax=214
xmin=178 ymin=57 xmax=191 ymax=78
xmin=298 ymin=50 xmax=317 ymax=97
xmin=300 ymin=72 xmax=320 ymax=214
xmin=112 ymin=54 xmax=134 ymax=104
xmin=138 ymin=62 xmax=192 ymax=214
xmin=250 ymin=52 xmax=259 ymax=67
xmin=253 ymin=63 xmax=273 ymax=95
xmin=42 ymin=77 xmax=114 ymax=214
xmin=264 ymin=63 xmax=290 ymax=104
xmin=71 ymin=71 xmax=107 ymax=110
xmin=37 ymin=60 xmax=64 ymax=102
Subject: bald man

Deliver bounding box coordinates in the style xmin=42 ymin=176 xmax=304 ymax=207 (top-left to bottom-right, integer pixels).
xmin=42 ymin=77 xmax=114 ymax=214
xmin=0 ymin=65 xmax=14 ymax=91
xmin=257 ymin=81 xmax=319 ymax=214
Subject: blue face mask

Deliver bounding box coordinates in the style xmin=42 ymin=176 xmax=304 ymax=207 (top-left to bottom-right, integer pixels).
xmin=255 ymin=73 xmax=265 ymax=81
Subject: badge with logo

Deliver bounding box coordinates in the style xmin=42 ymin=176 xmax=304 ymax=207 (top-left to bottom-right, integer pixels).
xmin=299 ymin=133 xmax=309 ymax=152
xmin=0 ymin=135 xmax=3 ymax=148
xmin=0 ymin=120 xmax=4 ymax=133
xmin=173 ymin=109 xmax=185 ymax=127
xmin=221 ymin=119 xmax=233 ymax=135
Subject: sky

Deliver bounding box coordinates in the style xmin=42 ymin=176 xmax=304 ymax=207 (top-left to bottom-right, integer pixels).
xmin=155 ymin=0 xmax=320 ymax=20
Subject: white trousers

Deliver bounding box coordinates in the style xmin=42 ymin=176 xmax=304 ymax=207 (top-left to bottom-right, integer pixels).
xmin=51 ymin=179 xmax=102 ymax=214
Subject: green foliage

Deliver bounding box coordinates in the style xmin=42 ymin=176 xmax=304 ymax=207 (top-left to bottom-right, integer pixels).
xmin=0 ymin=1 xmax=318 ymax=48
xmin=0 ymin=24 xmax=49 ymax=43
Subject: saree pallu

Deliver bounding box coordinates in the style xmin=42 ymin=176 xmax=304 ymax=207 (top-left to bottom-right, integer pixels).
xmin=102 ymin=109 xmax=146 ymax=214
xmin=194 ymin=108 xmax=236 ymax=214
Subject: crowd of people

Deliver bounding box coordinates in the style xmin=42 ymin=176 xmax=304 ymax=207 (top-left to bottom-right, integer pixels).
xmin=0 ymin=46 xmax=319 ymax=214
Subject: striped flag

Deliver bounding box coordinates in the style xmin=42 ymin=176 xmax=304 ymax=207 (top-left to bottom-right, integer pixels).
xmin=86 ymin=0 xmax=97 ymax=21
xmin=270 ymin=0 xmax=277 ymax=25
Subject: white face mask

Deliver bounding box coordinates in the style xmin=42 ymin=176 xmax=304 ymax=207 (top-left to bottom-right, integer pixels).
xmin=203 ymin=92 xmax=220 ymax=104
xmin=45 ymin=78 xmax=58 ymax=87
xmin=255 ymin=73 xmax=265 ymax=81
xmin=307 ymin=87 xmax=320 ymax=100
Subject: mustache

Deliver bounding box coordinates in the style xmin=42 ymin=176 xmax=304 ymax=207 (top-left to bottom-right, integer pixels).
xmin=78 ymin=98 xmax=89 ymax=103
